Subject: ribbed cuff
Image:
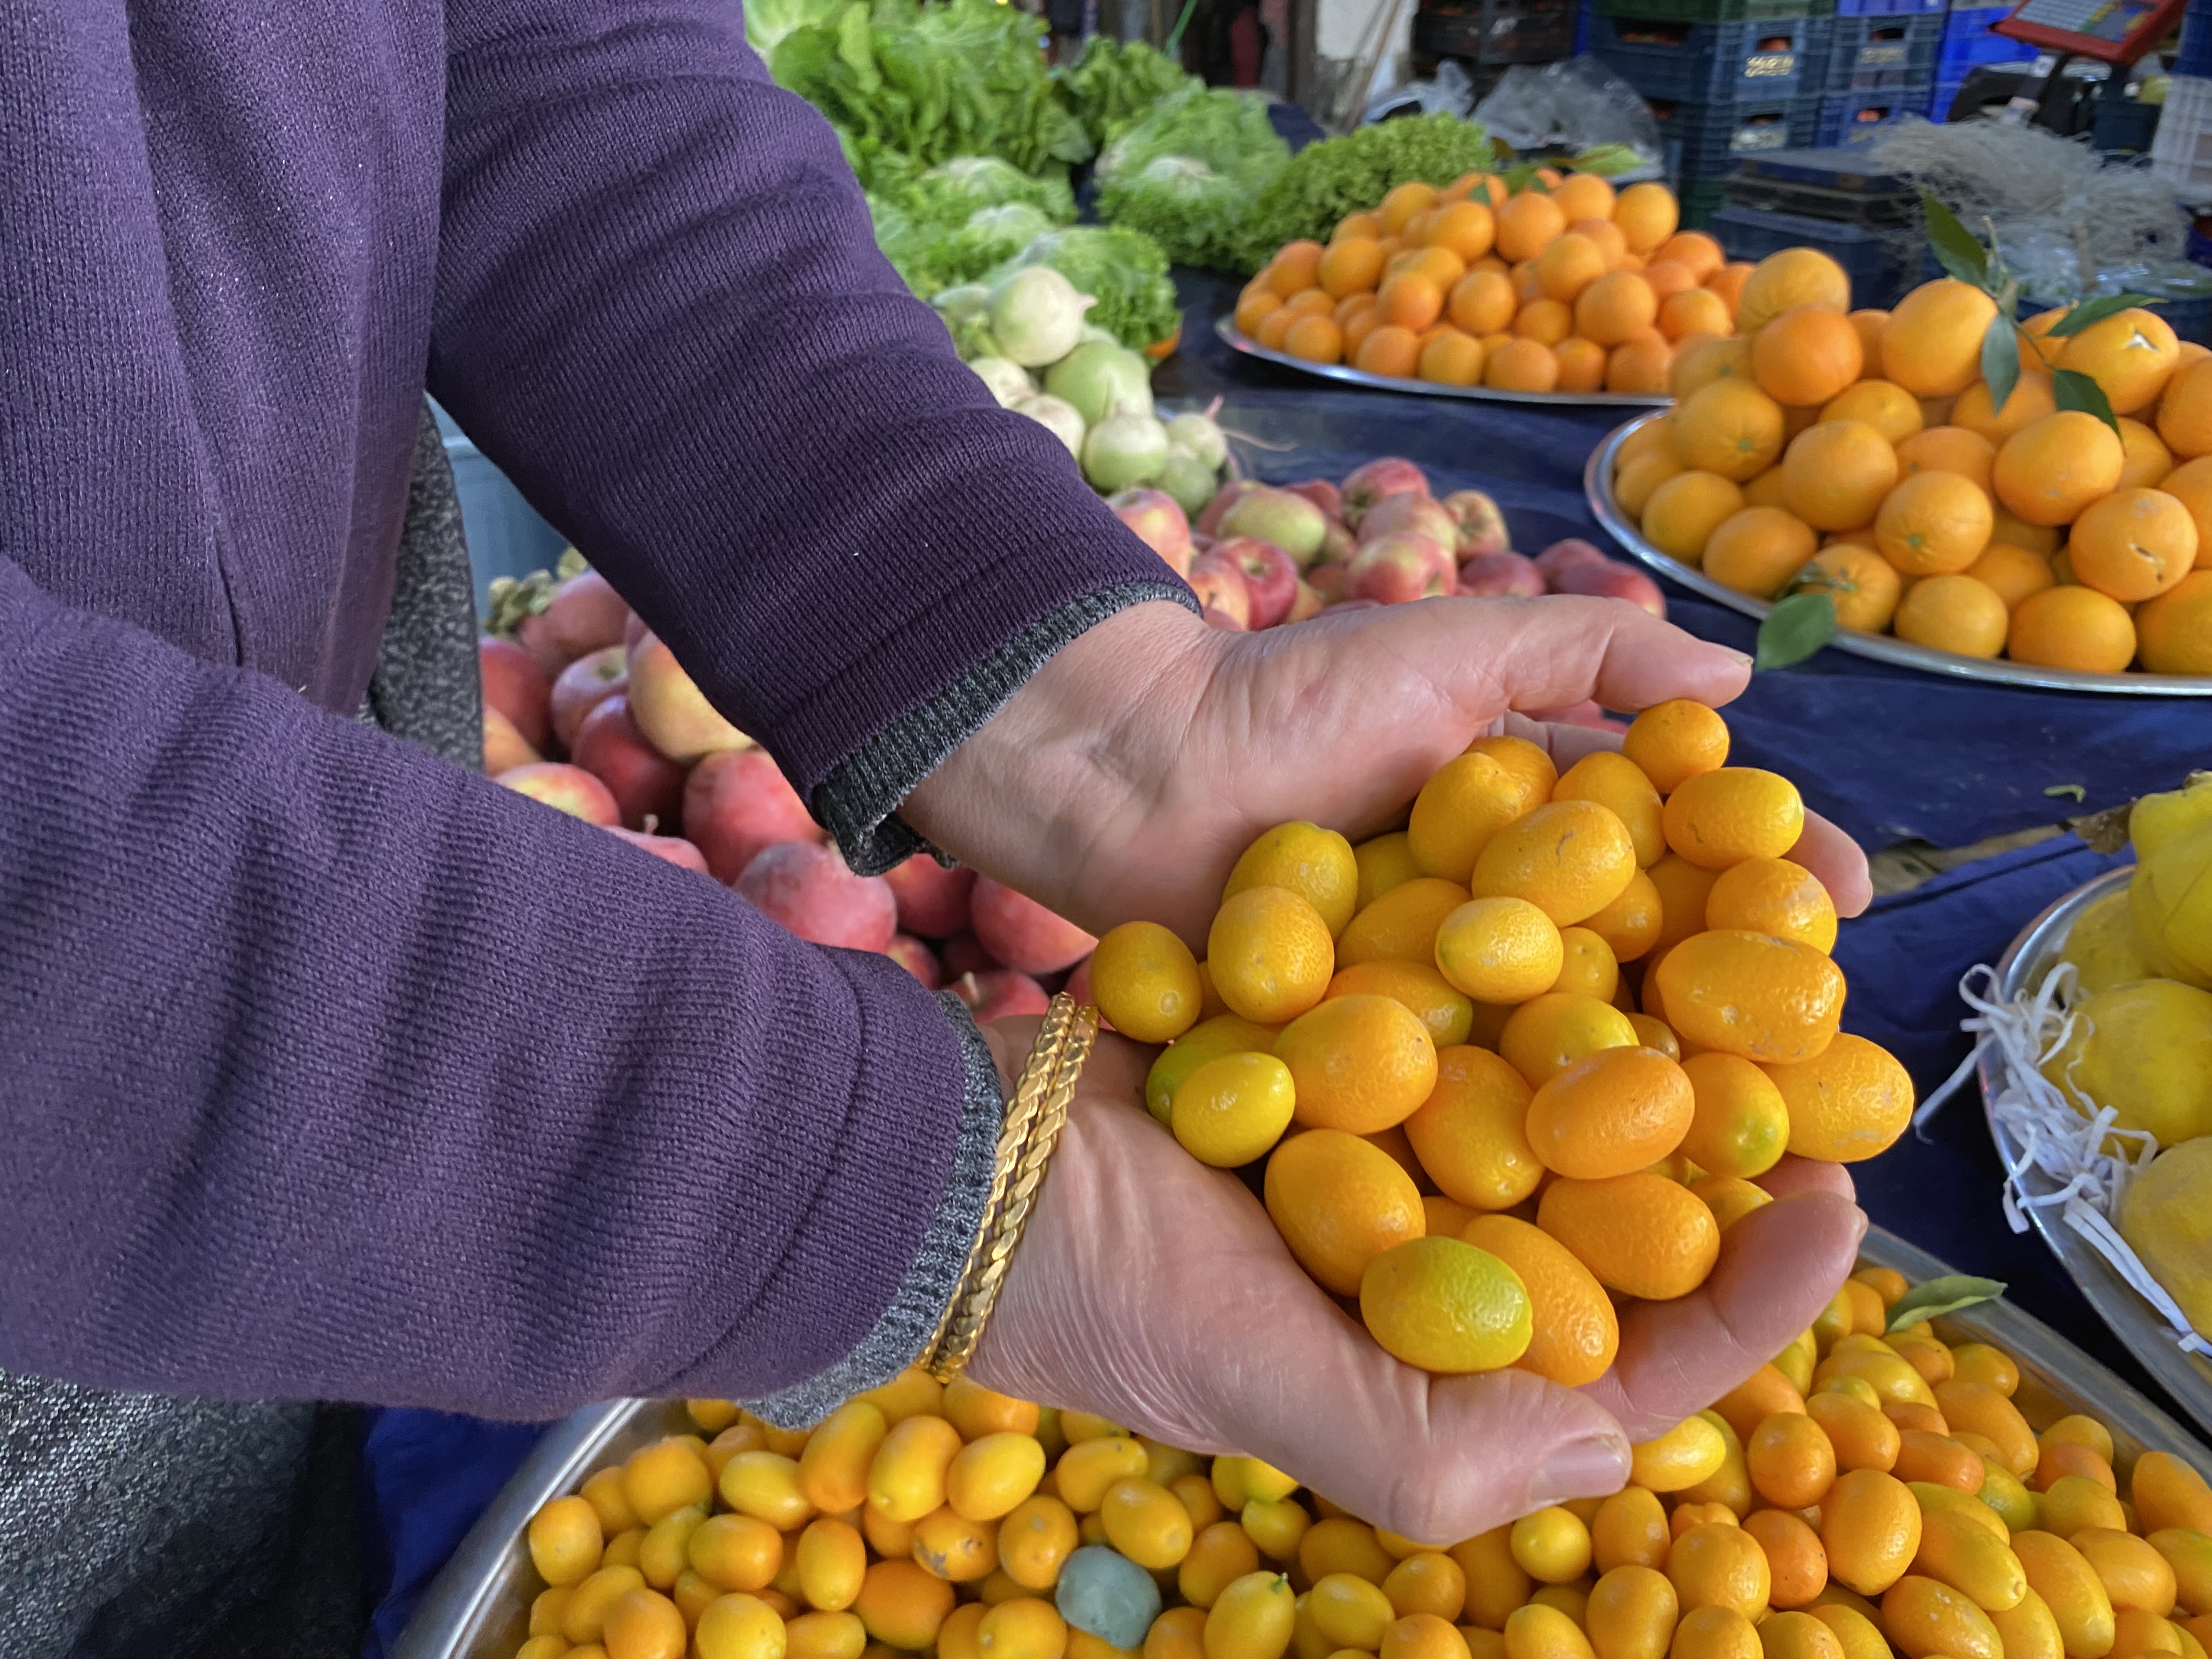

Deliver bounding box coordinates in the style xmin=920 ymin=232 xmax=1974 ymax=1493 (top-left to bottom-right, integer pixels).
xmin=744 ymin=992 xmax=1006 ymax=1427
xmin=818 ymin=581 xmax=1197 ymax=876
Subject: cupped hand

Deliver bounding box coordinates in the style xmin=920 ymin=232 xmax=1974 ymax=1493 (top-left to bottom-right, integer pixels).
xmin=904 ymin=598 xmax=1871 ymax=943
xmin=968 ymin=1023 xmax=1866 ymax=1544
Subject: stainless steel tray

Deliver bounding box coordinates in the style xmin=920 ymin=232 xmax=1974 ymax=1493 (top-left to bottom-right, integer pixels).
xmin=1585 ymin=415 xmax=2212 ymax=697
xmin=393 ymin=1225 xmax=2212 ymax=1659
xmin=1215 ymin=317 xmax=1673 ymax=408
xmin=1977 ymin=865 xmax=2212 ymax=1438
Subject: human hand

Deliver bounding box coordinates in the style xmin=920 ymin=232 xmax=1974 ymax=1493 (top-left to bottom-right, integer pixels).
xmin=967 ymin=1023 xmax=1867 ymax=1544
xmin=902 ymin=599 xmax=1871 ymax=944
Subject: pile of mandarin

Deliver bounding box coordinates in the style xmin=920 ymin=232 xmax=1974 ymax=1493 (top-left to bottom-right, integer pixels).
xmin=1615 ymin=256 xmax=2212 ymax=676
xmin=1082 ymin=700 xmax=1914 ymax=1381
xmin=1229 ymin=172 xmax=1756 ymax=396
xmin=508 ymin=1289 xmax=2212 ymax=1659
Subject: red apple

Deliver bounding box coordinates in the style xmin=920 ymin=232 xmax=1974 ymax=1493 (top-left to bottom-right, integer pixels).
xmin=1348 ymin=533 xmax=1453 ymax=605
xmin=605 ymin=826 xmax=712 ymax=874
xmin=572 ymin=695 xmax=688 ymax=831
xmin=884 ymin=934 xmax=944 ymax=989
xmin=1285 ymin=478 xmax=1344 ymax=521
xmin=1216 ymin=537 xmax=1299 ymax=629
xmin=1108 ymin=488 xmax=1193 ymax=578
xmin=1554 ymin=561 xmax=1667 ymax=618
xmin=1535 ymin=539 xmax=1611 ymax=587
xmin=951 ymin=968 xmax=1051 ymax=1021
xmin=516 ymin=567 xmax=632 ymax=675
xmin=1186 ymin=552 xmax=1252 ymax=630
xmin=883 ymin=855 xmax=977 ymax=939
xmin=1356 ymin=490 xmax=1462 ymax=554
xmin=1319 ymin=521 xmax=1356 ymax=565
xmin=1190 ymin=533 xmax=1217 ymax=556
xmin=940 ymin=930 xmax=998 ymax=977
xmin=1458 ymin=551 xmax=1547 ymax=597
xmin=483 ymin=704 xmax=541 ymax=775
xmin=1285 ymin=579 xmax=1327 ymax=623
xmin=970 ymin=878 xmax=1096 ymax=974
xmin=1443 ymin=490 xmax=1511 ymax=560
xmin=627 ymin=631 xmax=751 ymax=763
xmin=735 ymin=842 xmax=898 ymax=952
xmin=1216 ymin=488 xmax=1328 ymax=569
xmin=1308 ymin=562 xmax=1351 ymax=603
xmin=1340 ymin=458 xmax=1431 ymax=526
xmin=479 ymin=636 xmax=552 ymax=751
xmin=1197 ymin=478 xmax=1265 ymax=537
xmin=624 ymin=611 xmax=650 ymax=651
xmin=496 ymin=761 xmax=619 ymax=826
xmin=684 ymin=748 xmax=823 ymax=885
xmin=550 ymin=644 xmax=628 ymax=751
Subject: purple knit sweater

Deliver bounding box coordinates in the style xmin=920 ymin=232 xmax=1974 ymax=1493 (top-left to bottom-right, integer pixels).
xmin=0 ymin=0 xmax=1171 ymax=1417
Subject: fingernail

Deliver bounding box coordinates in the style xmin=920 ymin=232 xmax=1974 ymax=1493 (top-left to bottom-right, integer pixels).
xmin=1722 ymin=647 xmax=1755 ymax=668
xmin=1529 ymin=1436 xmax=1632 ymax=1508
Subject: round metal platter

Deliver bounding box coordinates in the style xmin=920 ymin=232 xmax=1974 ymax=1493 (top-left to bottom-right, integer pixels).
xmin=395 ymin=1224 xmax=2212 ymax=1659
xmin=1585 ymin=414 xmax=2212 ymax=697
xmin=1978 ymin=865 xmax=2212 ymax=1438
xmin=1214 ymin=316 xmax=1673 ymax=408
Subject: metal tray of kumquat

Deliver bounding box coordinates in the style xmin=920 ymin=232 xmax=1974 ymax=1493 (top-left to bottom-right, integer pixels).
xmin=1215 ymin=317 xmax=1674 ymax=408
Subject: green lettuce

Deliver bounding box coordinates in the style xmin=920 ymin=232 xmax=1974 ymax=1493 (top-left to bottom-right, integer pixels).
xmin=1056 ymin=38 xmax=1196 ymax=149
xmin=884 ymin=156 xmax=1077 ymax=229
xmin=872 ymin=200 xmax=1062 ymax=301
xmin=1092 ymin=86 xmax=1290 ymax=269
xmin=1234 ymin=112 xmax=1495 ymax=271
xmin=993 ymin=227 xmax=1181 ymax=352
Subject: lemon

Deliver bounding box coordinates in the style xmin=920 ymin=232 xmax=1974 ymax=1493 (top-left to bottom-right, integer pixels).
xmin=2119 ymin=1137 xmax=2212 ymax=1336
xmin=2129 ymin=772 xmax=2212 ymax=989
xmin=2059 ymin=889 xmax=2151 ymax=996
xmin=2042 ymin=979 xmax=2212 ymax=1147
xmin=1357 ymin=1237 xmax=1532 ymax=1373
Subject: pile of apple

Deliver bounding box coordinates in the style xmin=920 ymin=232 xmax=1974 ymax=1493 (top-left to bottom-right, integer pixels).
xmin=480 ymin=565 xmax=1100 ymax=1017
xmin=1107 ymin=454 xmax=1666 ymax=629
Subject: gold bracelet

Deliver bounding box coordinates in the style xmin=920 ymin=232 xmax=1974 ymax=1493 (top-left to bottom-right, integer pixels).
xmin=923 ymin=993 xmax=1099 ymax=1382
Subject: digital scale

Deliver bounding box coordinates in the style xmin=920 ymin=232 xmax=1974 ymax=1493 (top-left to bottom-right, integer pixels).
xmin=1990 ymin=0 xmax=2187 ymax=128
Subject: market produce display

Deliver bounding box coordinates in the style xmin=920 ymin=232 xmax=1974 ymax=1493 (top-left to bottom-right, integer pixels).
xmin=501 ymin=1271 xmax=2212 ymax=1659
xmin=1604 ymin=250 xmax=2212 ymax=679
xmin=1092 ymin=85 xmax=1293 ymax=274
xmin=1232 ymin=173 xmax=1738 ymax=397
xmin=1087 ymin=701 xmax=1908 ymax=1376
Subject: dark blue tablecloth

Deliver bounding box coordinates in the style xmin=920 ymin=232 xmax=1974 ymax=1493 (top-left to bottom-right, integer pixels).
xmin=360 ymin=269 xmax=2211 ymax=1657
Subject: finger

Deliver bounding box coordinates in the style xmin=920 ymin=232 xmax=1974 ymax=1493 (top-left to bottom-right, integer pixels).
xmin=1790 ymin=812 xmax=1872 ymax=918
xmin=1580 ymin=1189 xmax=1866 ymax=1440
xmin=1503 ymin=714 xmax=1627 ymax=773
xmin=1756 ymin=1155 xmax=1857 ymax=1204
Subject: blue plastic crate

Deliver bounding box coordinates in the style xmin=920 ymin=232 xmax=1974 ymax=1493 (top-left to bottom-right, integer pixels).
xmin=1835 ymin=0 xmax=1938 ymax=19
xmin=1938 ymin=5 xmax=2035 ymax=74
xmin=1824 ymin=13 xmax=1941 ymax=88
xmin=1652 ymin=94 xmax=1824 ymax=181
xmin=2177 ymin=0 xmax=2212 ymax=76
xmin=1587 ymin=14 xmax=1828 ymax=99
xmin=1817 ymin=86 xmax=1934 ymax=142
xmin=1707 ymin=202 xmax=1912 ymax=306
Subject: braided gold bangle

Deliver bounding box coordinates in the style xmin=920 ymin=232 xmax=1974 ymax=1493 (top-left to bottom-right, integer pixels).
xmin=922 ymin=993 xmax=1098 ymax=1383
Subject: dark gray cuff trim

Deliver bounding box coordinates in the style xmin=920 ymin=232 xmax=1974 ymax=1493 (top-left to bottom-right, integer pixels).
xmin=744 ymin=992 xmax=1006 ymax=1427
xmin=819 ymin=581 xmax=1198 ymax=877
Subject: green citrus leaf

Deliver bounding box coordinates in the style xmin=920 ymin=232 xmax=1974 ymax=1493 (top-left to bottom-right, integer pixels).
xmin=1755 ymin=591 xmax=1838 ymax=672
xmin=1887 ymin=1274 xmax=2007 ymax=1332
xmin=1981 ymin=311 xmax=2021 ymax=418
xmin=1921 ymin=188 xmax=1990 ymax=290
xmin=2053 ymin=368 xmax=2121 ymax=436
xmin=2047 ymin=293 xmax=2164 ymax=337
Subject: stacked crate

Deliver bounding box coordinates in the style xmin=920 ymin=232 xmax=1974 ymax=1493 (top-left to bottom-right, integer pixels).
xmin=1706 ymin=148 xmax=1921 ymax=307
xmin=1585 ymin=1 xmax=1832 ymax=227
xmin=1815 ymin=9 xmax=1943 ymax=145
xmin=1929 ymin=3 xmax=2035 ymax=123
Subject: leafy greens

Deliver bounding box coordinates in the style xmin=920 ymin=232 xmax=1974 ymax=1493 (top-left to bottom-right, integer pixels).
xmin=994 ymin=227 xmax=1182 ymax=352
xmin=1056 ymin=37 xmax=1198 ymax=149
xmin=1093 ymin=85 xmax=1291 ymax=270
xmin=1233 ymin=112 xmax=1495 ymax=271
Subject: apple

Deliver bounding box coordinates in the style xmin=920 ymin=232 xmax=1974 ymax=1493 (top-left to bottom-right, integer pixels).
xmin=1340 ymin=458 xmax=1431 ymax=526
xmin=684 ymin=748 xmax=823 ymax=885
xmin=1216 ymin=537 xmax=1299 ymax=629
xmin=624 ymin=611 xmax=650 ymax=651
xmin=1216 ymin=488 xmax=1328 ymax=569
xmin=550 ymin=644 xmax=628 ymax=750
xmin=1190 ymin=533 xmax=1217 ymax=557
xmin=1554 ymin=561 xmax=1667 ymax=618
xmin=883 ymin=855 xmax=977 ymax=938
xmin=1285 ymin=578 xmax=1327 ymax=623
xmin=516 ymin=567 xmax=631 ymax=675
xmin=970 ymin=878 xmax=1097 ymax=973
xmin=1356 ymin=490 xmax=1462 ymax=554
xmin=483 ymin=705 xmax=541 ymax=775
xmin=735 ymin=841 xmax=898 ymax=952
xmin=1108 ymin=488 xmax=1193 ymax=578
xmin=1308 ymin=562 xmax=1351 ymax=604
xmin=1197 ymin=478 xmax=1265 ymax=537
xmin=1534 ymin=539 xmax=1611 ymax=587
xmin=951 ymin=968 xmax=1051 ymax=1021
xmin=479 ymin=636 xmax=552 ymax=751
xmin=1442 ymin=490 xmax=1510 ymax=560
xmin=1348 ymin=533 xmax=1453 ymax=605
xmin=940 ymin=930 xmax=998 ymax=977
xmin=1319 ymin=521 xmax=1356 ymax=565
xmin=1186 ymin=552 xmax=1252 ymax=630
xmin=884 ymin=934 xmax=944 ymax=989
xmin=572 ymin=695 xmax=688 ymax=831
xmin=1285 ymin=478 xmax=1344 ymax=522
xmin=496 ymin=761 xmax=619 ymax=826
xmin=1458 ymin=551 xmax=1547 ymax=597
xmin=605 ymin=826 xmax=712 ymax=874
xmin=627 ymin=631 xmax=752 ymax=763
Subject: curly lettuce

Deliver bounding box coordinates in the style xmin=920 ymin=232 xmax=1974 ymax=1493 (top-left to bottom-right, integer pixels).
xmin=1234 ymin=113 xmax=1495 ymax=271
xmin=1056 ymin=38 xmax=1196 ymax=149
xmin=1092 ymin=86 xmax=1290 ymax=270
xmin=992 ymin=227 xmax=1181 ymax=353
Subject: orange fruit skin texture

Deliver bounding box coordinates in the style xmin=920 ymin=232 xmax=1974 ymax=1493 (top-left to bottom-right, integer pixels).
xmin=1654 ymin=930 xmax=1845 ymax=1064
xmin=1536 ymin=1169 xmax=1719 ymax=1299
xmin=1459 ymin=1213 xmax=1619 ymax=1387
xmin=1523 ymin=1044 xmax=1695 ymax=1179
